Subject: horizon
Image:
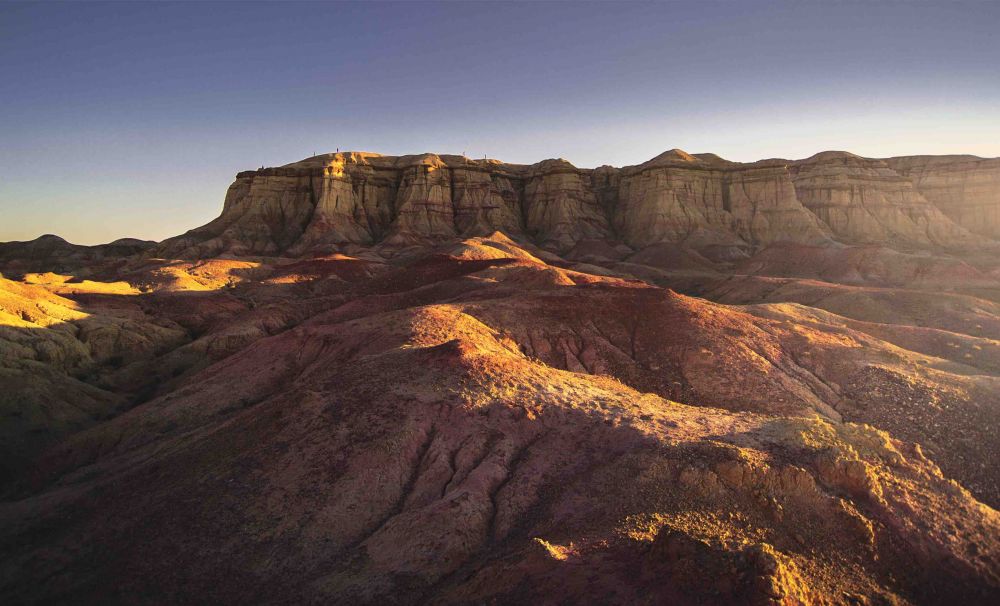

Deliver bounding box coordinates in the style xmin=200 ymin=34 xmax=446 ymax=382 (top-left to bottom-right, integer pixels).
xmin=3 ymin=1 xmax=1000 ymax=244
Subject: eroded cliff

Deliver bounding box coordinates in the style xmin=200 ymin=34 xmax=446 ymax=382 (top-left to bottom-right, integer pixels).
xmin=887 ymin=155 xmax=1000 ymax=240
xmin=155 ymin=148 xmax=998 ymax=260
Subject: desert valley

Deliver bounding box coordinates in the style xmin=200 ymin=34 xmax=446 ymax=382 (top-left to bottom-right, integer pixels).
xmin=0 ymin=148 xmax=998 ymax=604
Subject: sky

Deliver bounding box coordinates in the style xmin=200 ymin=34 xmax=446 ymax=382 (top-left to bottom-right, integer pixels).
xmin=2 ymin=1 xmax=999 ymax=245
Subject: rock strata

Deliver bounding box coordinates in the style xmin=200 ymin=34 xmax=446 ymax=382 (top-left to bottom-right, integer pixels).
xmin=156 ymin=148 xmax=998 ymax=260
xmin=790 ymin=152 xmax=980 ymax=247
xmin=886 ymin=155 xmax=1000 ymax=240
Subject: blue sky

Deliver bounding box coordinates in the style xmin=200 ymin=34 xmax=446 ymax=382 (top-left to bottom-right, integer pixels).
xmin=2 ymin=1 xmax=999 ymax=244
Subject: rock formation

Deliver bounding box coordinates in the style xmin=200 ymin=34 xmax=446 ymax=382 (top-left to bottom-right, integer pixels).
xmin=524 ymin=159 xmax=610 ymax=249
xmin=886 ymin=155 xmax=1000 ymax=240
xmin=612 ymin=151 xmax=831 ymax=257
xmin=155 ymin=148 xmax=999 ymax=260
xmin=790 ymin=151 xmax=980 ymax=247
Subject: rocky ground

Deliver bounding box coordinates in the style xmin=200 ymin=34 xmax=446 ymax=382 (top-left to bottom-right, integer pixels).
xmin=1 ymin=149 xmax=999 ymax=605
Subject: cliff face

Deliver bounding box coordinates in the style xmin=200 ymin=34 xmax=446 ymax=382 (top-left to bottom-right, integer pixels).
xmin=790 ymin=152 xmax=980 ymax=247
xmin=156 ymin=148 xmax=999 ymax=258
xmin=524 ymin=159 xmax=610 ymax=249
xmin=612 ymin=150 xmax=830 ymax=252
xmin=886 ymin=155 xmax=1000 ymax=240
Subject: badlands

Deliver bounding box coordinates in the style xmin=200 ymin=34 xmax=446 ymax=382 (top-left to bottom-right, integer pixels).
xmin=1 ymin=149 xmax=999 ymax=605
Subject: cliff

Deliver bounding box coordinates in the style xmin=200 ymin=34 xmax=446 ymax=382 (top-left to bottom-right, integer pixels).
xmin=790 ymin=151 xmax=980 ymax=247
xmin=886 ymin=155 xmax=1000 ymax=240
xmin=155 ymin=149 xmax=999 ymax=259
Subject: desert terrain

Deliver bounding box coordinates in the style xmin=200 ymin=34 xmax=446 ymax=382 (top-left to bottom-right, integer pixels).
xmin=1 ymin=149 xmax=999 ymax=605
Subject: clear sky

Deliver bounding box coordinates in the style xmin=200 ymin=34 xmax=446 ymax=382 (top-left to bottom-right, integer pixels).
xmin=2 ymin=1 xmax=999 ymax=244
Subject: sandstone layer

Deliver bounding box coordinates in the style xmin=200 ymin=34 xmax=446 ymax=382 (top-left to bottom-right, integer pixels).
xmin=887 ymin=155 xmax=1000 ymax=240
xmin=790 ymin=152 xmax=979 ymax=247
xmin=155 ymin=148 xmax=999 ymax=261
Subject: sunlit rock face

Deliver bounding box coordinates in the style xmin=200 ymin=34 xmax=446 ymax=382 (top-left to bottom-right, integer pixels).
xmin=789 ymin=151 xmax=980 ymax=247
xmin=612 ymin=150 xmax=735 ymax=249
xmin=886 ymin=155 xmax=1000 ymax=240
xmin=723 ymin=163 xmax=833 ymax=245
xmin=523 ymin=159 xmax=611 ymax=250
xmin=451 ymin=165 xmax=524 ymax=238
xmin=383 ymin=154 xmax=455 ymax=245
xmin=611 ymin=151 xmax=831 ymax=255
xmin=292 ymin=167 xmax=379 ymax=250
xmin=157 ymin=172 xmax=315 ymax=257
xmin=154 ymin=148 xmax=999 ymax=259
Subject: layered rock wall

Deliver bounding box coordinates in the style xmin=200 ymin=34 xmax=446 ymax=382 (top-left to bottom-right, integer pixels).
xmin=156 ymin=149 xmax=999 ymax=258
xmin=886 ymin=155 xmax=1000 ymax=240
xmin=790 ymin=152 xmax=979 ymax=247
xmin=612 ymin=151 xmax=831 ymax=251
